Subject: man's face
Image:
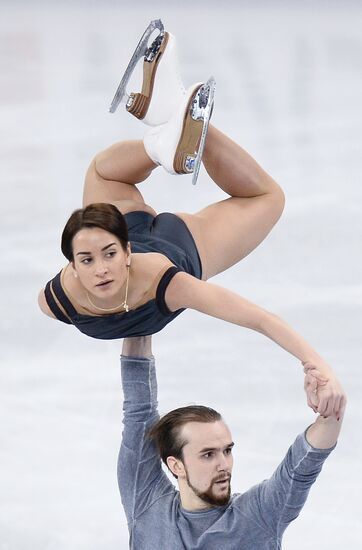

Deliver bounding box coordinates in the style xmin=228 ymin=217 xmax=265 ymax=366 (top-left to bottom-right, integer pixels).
xmin=180 ymin=420 xmax=234 ymax=507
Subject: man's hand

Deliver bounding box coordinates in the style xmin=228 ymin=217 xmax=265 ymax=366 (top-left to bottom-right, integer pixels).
xmin=304 ymin=364 xmax=328 ymax=413
xmin=303 ymin=362 xmax=346 ymax=420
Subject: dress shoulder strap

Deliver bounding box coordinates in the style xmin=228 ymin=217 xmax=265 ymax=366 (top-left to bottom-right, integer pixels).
xmin=155 ymin=266 xmax=182 ymax=315
xmin=44 ymin=279 xmax=72 ymax=324
xmin=47 ymin=271 xmax=78 ymax=319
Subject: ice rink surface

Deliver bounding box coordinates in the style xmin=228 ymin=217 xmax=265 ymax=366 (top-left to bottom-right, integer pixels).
xmin=1 ymin=0 xmax=362 ymax=548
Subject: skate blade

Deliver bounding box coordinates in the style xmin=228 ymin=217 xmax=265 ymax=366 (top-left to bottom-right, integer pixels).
xmin=191 ymin=77 xmax=216 ymax=185
xmin=109 ymin=19 xmax=164 ymax=113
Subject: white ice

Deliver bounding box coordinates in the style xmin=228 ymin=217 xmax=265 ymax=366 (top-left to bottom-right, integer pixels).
xmin=1 ymin=1 xmax=361 ymax=548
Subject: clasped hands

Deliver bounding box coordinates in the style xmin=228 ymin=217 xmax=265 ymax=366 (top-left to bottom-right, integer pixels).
xmin=303 ymin=362 xmax=346 ymax=420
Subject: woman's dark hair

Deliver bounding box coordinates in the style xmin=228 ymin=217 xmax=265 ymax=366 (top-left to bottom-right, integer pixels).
xmin=61 ymin=203 xmax=129 ymax=261
xmin=148 ymin=405 xmax=222 ymax=478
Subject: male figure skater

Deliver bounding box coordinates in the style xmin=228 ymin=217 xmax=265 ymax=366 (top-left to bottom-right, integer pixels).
xmin=119 ymin=336 xmax=345 ymax=549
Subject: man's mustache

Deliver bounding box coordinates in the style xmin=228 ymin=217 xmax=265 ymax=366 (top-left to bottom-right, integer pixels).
xmin=212 ymin=473 xmax=231 ymax=484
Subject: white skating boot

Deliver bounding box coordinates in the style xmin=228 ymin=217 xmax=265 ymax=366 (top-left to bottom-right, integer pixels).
xmin=109 ymin=19 xmax=185 ymax=126
xmin=143 ymin=77 xmax=216 ymax=185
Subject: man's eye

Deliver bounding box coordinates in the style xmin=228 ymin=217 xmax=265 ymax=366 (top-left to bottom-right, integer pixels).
xmin=203 ymin=452 xmax=213 ymax=459
xmin=225 ymin=448 xmax=232 ymax=455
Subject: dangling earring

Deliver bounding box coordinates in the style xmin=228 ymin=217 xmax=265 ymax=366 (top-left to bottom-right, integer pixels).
xmin=123 ymin=264 xmax=130 ymax=312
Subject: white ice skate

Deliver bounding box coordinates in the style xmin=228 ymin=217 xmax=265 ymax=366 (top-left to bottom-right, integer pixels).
xmin=109 ymin=19 xmax=185 ymax=126
xmin=143 ymin=77 xmax=216 ymax=185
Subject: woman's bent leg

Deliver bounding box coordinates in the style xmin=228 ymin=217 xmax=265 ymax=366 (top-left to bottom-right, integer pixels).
xmin=176 ymin=125 xmax=285 ymax=280
xmin=83 ymin=140 xmax=158 ymax=215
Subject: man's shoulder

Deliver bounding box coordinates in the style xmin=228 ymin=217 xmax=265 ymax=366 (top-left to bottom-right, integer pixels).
xmin=134 ymin=486 xmax=180 ymax=522
xmin=229 ymin=487 xmax=261 ymax=512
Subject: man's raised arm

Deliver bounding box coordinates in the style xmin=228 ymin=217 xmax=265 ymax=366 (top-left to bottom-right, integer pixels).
xmin=239 ymin=362 xmax=346 ymax=540
xmin=118 ymin=337 xmax=174 ymax=526
xmin=122 ymin=335 xmax=153 ymax=360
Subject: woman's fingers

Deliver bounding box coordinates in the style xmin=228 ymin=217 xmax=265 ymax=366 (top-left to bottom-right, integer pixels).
xmin=333 ymin=394 xmax=342 ymax=420
xmin=317 ymin=394 xmax=333 ymax=418
xmin=304 ymin=371 xmax=319 ymax=413
xmin=303 ymin=364 xmax=329 ymax=384
xmin=303 ymin=362 xmax=345 ymax=419
xmin=334 ymin=393 xmax=347 ymax=421
xmin=316 ymin=377 xmax=346 ymax=419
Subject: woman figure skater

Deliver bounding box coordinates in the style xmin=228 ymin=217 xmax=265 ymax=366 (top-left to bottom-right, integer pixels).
xmin=38 ymin=20 xmax=345 ymax=418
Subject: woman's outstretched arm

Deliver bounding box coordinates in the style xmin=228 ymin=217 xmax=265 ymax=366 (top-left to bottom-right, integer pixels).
xmin=165 ymin=273 xmax=346 ymax=418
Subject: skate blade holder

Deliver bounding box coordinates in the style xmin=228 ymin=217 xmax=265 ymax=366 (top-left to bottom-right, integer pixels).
xmin=190 ymin=76 xmax=216 ymax=185
xmin=109 ymin=19 xmax=164 ymax=113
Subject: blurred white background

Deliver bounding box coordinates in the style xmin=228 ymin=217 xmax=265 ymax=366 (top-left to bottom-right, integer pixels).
xmin=1 ymin=1 xmax=361 ymax=548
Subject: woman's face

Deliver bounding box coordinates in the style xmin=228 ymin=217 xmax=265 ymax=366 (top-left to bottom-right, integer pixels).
xmin=71 ymin=227 xmax=130 ymax=302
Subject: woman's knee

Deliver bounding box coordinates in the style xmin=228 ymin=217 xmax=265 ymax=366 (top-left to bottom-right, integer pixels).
xmin=270 ymin=182 xmax=285 ymax=221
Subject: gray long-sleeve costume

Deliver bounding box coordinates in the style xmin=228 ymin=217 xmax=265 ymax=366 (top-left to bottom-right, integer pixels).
xmin=118 ymin=356 xmax=335 ymax=549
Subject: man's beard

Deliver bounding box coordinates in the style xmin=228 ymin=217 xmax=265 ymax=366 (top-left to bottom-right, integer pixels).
xmin=185 ymin=469 xmax=231 ymax=507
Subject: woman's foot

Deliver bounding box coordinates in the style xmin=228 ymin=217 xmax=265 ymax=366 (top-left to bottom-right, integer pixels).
xmin=143 ymin=77 xmax=216 ymax=185
xmin=110 ymin=19 xmax=185 ymax=126
xmin=127 ymin=31 xmax=185 ymax=125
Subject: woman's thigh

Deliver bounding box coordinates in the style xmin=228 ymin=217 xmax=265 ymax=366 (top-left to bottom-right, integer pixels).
xmin=82 ymin=158 xmax=157 ymax=217
xmin=176 ymin=192 xmax=284 ymax=280
xmin=83 ymin=159 xmax=147 ymax=206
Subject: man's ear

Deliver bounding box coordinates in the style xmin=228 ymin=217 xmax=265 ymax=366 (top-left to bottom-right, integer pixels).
xmin=166 ymin=456 xmax=186 ymax=479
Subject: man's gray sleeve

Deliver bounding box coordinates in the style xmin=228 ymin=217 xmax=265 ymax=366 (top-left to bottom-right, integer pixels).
xmin=239 ymin=431 xmax=336 ymax=540
xmin=117 ymin=356 xmax=174 ymax=526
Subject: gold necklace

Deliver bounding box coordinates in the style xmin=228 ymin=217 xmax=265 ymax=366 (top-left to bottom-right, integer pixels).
xmin=86 ymin=266 xmax=130 ymax=313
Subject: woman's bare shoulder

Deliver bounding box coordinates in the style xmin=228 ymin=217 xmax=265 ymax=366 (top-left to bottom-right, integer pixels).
xmin=130 ymin=253 xmax=176 ymax=306
xmin=132 ymin=252 xmax=174 ymax=278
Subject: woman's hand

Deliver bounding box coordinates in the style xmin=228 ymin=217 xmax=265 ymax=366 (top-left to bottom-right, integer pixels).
xmin=303 ymin=362 xmax=346 ymax=419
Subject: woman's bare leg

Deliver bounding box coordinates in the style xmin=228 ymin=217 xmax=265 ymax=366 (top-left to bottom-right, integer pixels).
xmin=176 ymin=125 xmax=285 ymax=280
xmin=82 ymin=129 xmax=284 ymax=278
xmin=83 ymin=140 xmax=157 ymax=215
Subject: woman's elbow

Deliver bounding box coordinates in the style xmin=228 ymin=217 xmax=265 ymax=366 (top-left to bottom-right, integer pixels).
xmin=255 ymin=309 xmax=281 ymax=335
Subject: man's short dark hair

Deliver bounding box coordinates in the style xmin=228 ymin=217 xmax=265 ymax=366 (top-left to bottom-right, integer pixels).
xmin=148 ymin=405 xmax=222 ymax=478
